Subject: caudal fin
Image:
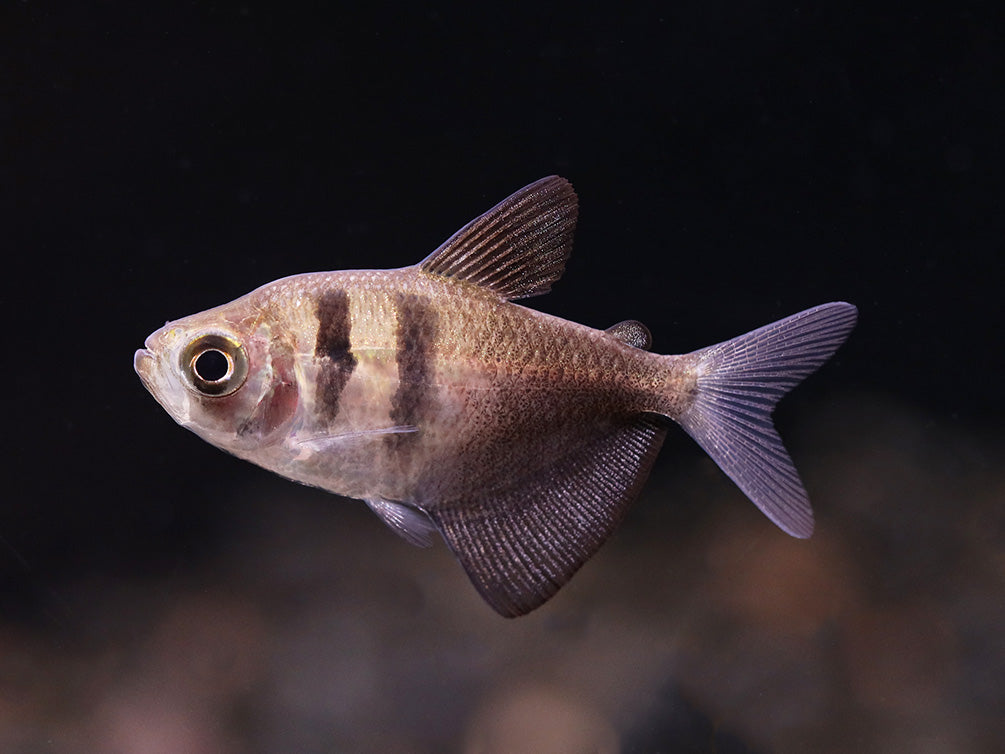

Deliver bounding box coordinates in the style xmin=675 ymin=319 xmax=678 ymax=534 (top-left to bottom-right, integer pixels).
xmin=676 ymin=302 xmax=857 ymax=538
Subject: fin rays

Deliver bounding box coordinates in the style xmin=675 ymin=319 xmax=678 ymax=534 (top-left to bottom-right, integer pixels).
xmin=677 ymin=302 xmax=858 ymax=538
xmin=419 ymin=176 xmax=578 ymax=300
xmin=428 ymin=417 xmax=666 ymax=617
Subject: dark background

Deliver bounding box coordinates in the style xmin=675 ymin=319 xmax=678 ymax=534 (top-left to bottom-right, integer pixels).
xmin=3 ymin=3 xmax=1003 ymax=752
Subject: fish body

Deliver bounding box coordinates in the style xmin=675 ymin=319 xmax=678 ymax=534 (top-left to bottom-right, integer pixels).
xmin=135 ymin=177 xmax=857 ymax=616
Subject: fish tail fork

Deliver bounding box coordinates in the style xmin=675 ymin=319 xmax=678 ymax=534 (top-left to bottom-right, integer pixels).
xmin=675 ymin=302 xmax=858 ymax=538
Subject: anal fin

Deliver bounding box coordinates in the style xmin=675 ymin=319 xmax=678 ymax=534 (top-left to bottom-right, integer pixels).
xmin=427 ymin=416 xmax=667 ymax=617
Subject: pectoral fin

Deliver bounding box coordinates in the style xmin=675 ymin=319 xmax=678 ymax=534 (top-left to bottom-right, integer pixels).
xmin=295 ymin=425 xmax=418 ymax=454
xmin=427 ymin=416 xmax=666 ymax=617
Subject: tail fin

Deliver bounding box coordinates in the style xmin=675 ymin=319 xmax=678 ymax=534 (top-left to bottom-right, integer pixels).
xmin=676 ymin=302 xmax=858 ymax=538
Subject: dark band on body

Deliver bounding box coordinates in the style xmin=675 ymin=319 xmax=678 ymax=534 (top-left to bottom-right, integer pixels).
xmin=315 ymin=289 xmax=356 ymax=422
xmin=388 ymin=293 xmax=438 ymax=447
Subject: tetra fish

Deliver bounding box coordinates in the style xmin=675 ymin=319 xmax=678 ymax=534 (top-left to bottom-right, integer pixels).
xmin=134 ymin=176 xmax=857 ymax=617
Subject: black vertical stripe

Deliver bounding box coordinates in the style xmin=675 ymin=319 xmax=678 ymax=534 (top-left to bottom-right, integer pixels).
xmin=388 ymin=293 xmax=438 ymax=442
xmin=314 ymin=289 xmax=356 ymax=422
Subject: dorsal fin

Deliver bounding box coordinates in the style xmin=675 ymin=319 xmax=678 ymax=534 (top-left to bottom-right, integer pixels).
xmin=418 ymin=176 xmax=578 ymax=300
xmin=605 ymin=320 xmax=652 ymax=350
xmin=426 ymin=416 xmax=666 ymax=617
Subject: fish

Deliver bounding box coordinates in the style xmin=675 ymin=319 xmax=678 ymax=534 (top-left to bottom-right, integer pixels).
xmin=134 ymin=176 xmax=857 ymax=617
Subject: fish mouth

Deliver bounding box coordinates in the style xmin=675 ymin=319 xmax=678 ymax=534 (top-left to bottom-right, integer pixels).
xmin=133 ymin=348 xmax=156 ymax=394
xmin=133 ymin=344 xmax=191 ymax=426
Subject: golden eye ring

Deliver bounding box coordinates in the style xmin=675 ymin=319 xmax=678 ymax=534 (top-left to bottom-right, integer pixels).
xmin=180 ymin=333 xmax=249 ymax=397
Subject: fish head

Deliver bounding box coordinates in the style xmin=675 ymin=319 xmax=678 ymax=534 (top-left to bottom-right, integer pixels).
xmin=134 ymin=301 xmax=300 ymax=453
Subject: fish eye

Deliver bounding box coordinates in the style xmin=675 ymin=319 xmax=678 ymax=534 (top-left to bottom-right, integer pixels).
xmin=180 ymin=333 xmax=249 ymax=397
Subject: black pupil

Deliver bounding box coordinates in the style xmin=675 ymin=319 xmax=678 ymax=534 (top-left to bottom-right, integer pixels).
xmin=194 ymin=349 xmax=230 ymax=382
